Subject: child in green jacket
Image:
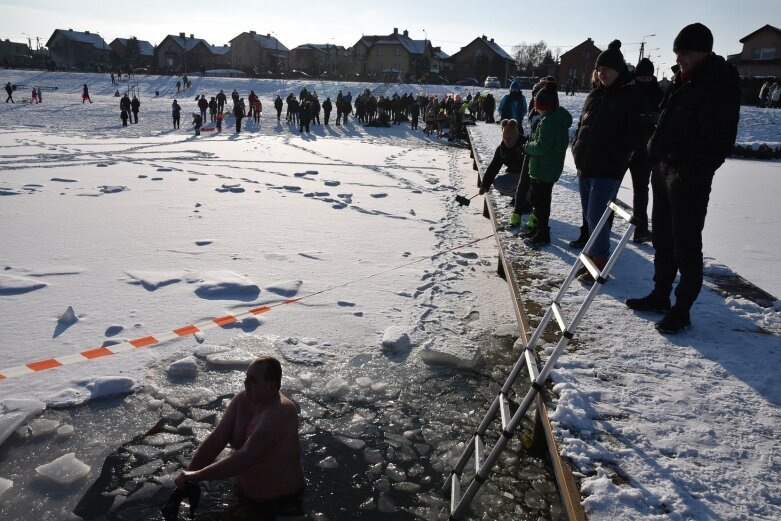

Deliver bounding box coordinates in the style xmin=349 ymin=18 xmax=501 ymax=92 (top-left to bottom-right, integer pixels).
xmin=514 ymin=82 xmax=572 ymax=245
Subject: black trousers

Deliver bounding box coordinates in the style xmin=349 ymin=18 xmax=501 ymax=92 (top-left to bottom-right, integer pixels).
xmin=236 ymin=117 xmax=242 ymax=133
xmin=132 ymin=111 xmax=138 ymax=124
xmin=324 ymin=111 xmax=330 ymax=125
xmin=651 ymin=163 xmax=713 ymax=311
xmin=173 ymin=116 xmax=180 ymax=129
xmin=629 ymin=150 xmax=652 ymax=229
xmin=512 ymin=155 xmax=532 ymax=215
xmin=530 ymin=179 xmax=554 ymax=228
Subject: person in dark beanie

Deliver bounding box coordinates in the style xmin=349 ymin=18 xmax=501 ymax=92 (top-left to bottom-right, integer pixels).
xmin=498 ymin=80 xmax=528 ymax=122
xmin=571 ymin=40 xmax=644 ymax=282
xmin=479 ymin=119 xmax=527 ymax=198
xmin=626 ymin=23 xmax=740 ymax=334
xmin=518 ymin=84 xmax=573 ymax=246
xmin=628 ymin=57 xmax=664 ymax=243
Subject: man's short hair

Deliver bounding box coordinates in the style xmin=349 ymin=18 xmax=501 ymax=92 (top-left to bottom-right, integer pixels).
xmin=251 ymin=356 xmax=282 ymax=390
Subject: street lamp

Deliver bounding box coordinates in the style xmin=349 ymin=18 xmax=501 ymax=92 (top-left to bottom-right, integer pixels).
xmin=639 ymin=34 xmax=655 ymax=61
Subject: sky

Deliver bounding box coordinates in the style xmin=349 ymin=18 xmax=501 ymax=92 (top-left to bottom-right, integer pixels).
xmin=0 ymin=0 xmax=777 ymax=77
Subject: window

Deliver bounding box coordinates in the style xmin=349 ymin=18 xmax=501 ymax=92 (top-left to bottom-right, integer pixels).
xmin=751 ymin=47 xmax=776 ymax=60
xmin=475 ymin=49 xmax=483 ymax=57
xmin=569 ymin=67 xmax=576 ymax=77
xmin=394 ymin=47 xmax=400 ymax=56
xmin=582 ymin=51 xmax=590 ymax=60
xmin=377 ymin=47 xmax=383 ymax=56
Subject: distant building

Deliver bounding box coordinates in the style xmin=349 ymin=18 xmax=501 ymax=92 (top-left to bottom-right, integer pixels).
xmin=45 ymin=29 xmax=110 ymax=70
xmin=558 ymin=38 xmax=601 ymax=91
xmin=109 ymin=37 xmax=154 ymax=67
xmin=156 ymin=33 xmax=210 ymax=74
xmin=349 ymin=28 xmax=432 ymax=82
xmin=729 ymin=24 xmax=781 ymax=77
xmin=0 ymin=39 xmax=31 ymax=68
xmin=230 ymin=31 xmax=289 ymax=75
xmin=432 ymin=47 xmax=451 ymax=76
xmin=290 ymin=43 xmax=348 ymax=77
xmin=449 ymin=36 xmax=515 ymax=85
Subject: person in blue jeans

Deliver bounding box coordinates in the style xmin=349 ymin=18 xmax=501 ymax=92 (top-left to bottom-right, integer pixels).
xmin=571 ymin=40 xmax=643 ymax=283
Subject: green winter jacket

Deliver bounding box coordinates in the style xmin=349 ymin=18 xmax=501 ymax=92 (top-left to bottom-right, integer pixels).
xmin=523 ymin=106 xmax=573 ymax=183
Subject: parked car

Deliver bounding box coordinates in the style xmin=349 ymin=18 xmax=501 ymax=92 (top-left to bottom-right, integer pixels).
xmin=484 ymin=76 xmax=501 ymax=88
xmin=456 ymin=77 xmax=479 ymax=86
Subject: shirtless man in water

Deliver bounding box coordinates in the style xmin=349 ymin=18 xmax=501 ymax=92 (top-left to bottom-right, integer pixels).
xmin=174 ymin=356 xmax=305 ymax=510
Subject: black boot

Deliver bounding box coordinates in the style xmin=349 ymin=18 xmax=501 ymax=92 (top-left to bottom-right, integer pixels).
xmin=568 ymin=225 xmax=589 ymax=249
xmin=526 ymin=226 xmax=550 ymax=246
xmin=626 ymin=291 xmax=671 ymax=314
xmin=655 ymin=306 xmax=691 ymax=334
xmin=632 ymin=227 xmax=653 ymax=244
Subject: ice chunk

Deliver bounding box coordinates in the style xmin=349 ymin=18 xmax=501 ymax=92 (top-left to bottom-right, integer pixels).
xmin=264 ymin=279 xmax=302 ymax=297
xmin=35 ymin=453 xmax=90 ymax=485
xmin=164 ymin=387 xmax=216 ymax=408
xmin=57 ymin=424 xmax=75 ymax=437
xmin=324 ymin=378 xmax=349 ymax=398
xmin=419 ymin=341 xmax=483 ymax=370
xmin=317 ymin=456 xmax=338 ymax=469
xmin=0 ymin=399 xmax=46 ymax=448
xmin=380 ymin=327 xmax=411 ymax=352
xmin=125 ymin=445 xmax=163 ymax=460
xmin=192 ymin=343 xmax=229 ymax=358
xmin=125 ymin=270 xmax=185 ymax=291
xmin=337 ymin=436 xmax=366 ymax=450
xmin=0 ymin=273 xmax=47 ymax=295
xmin=392 ymin=482 xmax=421 ymax=493
xmin=126 ymin=482 xmax=161 ymax=502
xmin=167 ymin=357 xmax=198 ymax=378
xmin=125 ymin=459 xmax=163 ymax=478
xmin=206 ymin=349 xmax=256 ymax=369
xmin=88 ymin=377 xmax=137 ymax=398
xmin=0 ymin=477 xmax=12 ymax=498
xmin=356 ymin=377 xmax=372 ymax=388
xmin=143 ymin=433 xmax=189 ymax=446
xmin=377 ymin=492 xmax=397 ymax=512
xmin=277 ymin=338 xmax=329 ymax=365
xmin=385 ymin=463 xmax=406 ymax=482
xmin=191 ymin=270 xmax=260 ymax=300
xmin=28 ymin=418 xmax=59 ymax=437
xmin=58 ymin=306 xmax=79 ymax=325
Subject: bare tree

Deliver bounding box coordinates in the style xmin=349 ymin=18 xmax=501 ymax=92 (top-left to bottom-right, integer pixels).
xmin=511 ymin=41 xmax=549 ymax=74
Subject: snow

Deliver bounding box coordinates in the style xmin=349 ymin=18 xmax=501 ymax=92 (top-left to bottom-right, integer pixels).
xmin=0 ymin=477 xmax=12 ymax=498
xmin=35 ymin=453 xmax=91 ymax=486
xmin=166 ymin=357 xmax=198 ymax=378
xmin=0 ymin=70 xmax=777 ymax=520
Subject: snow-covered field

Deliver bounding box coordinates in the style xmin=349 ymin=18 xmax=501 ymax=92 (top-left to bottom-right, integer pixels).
xmin=0 ymin=70 xmax=779 ymax=520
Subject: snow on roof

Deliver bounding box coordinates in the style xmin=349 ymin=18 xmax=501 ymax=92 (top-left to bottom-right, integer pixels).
xmin=114 ymin=38 xmax=155 ymax=56
xmin=208 ymin=45 xmax=231 ymax=56
xmin=48 ymin=29 xmax=108 ymax=51
xmin=292 ymin=43 xmax=329 ymax=55
xmin=165 ymin=35 xmax=207 ymax=51
xmin=250 ymin=33 xmax=289 ymax=52
xmin=368 ymin=33 xmax=427 ymax=55
xmin=434 ymin=49 xmax=450 ymax=60
xmin=482 ymin=38 xmax=513 ymax=61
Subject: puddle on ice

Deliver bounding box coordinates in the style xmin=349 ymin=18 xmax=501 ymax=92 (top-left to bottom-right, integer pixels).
xmin=0 ymin=334 xmax=563 ymax=521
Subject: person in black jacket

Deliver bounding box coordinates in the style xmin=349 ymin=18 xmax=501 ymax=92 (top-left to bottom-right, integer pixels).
xmin=198 ymin=95 xmax=209 ymax=123
xmin=274 ymin=95 xmax=283 ymax=121
xmin=478 ymin=119 xmax=526 ymax=198
xmin=571 ymin=40 xmax=644 ymax=281
xmin=234 ymin=101 xmax=244 ymax=133
xmin=627 ymin=23 xmax=740 ymax=334
xmin=130 ymin=96 xmax=141 ymax=124
xmin=322 ymin=97 xmax=332 ymax=125
xmin=216 ymin=90 xmax=227 ymax=113
xmin=5 ymin=82 xmax=13 ymax=103
xmin=628 ymin=58 xmax=664 ymax=243
xmin=299 ymin=100 xmax=312 ymax=133
xmin=120 ymin=94 xmax=131 ymax=121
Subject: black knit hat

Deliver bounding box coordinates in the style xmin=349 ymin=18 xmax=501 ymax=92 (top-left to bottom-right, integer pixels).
xmin=673 ymin=23 xmax=713 ymax=52
xmin=535 ymin=83 xmax=559 ymax=112
xmin=596 ymin=40 xmax=627 ymax=72
xmin=635 ymin=58 xmax=654 ymax=76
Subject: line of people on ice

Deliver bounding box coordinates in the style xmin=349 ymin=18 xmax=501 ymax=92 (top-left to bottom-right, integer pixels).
xmin=478 ymin=24 xmax=740 ymax=335
xmin=758 ymin=81 xmax=781 ymax=108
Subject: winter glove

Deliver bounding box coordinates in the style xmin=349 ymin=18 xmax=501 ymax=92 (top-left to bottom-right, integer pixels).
xmin=478 ymin=185 xmax=489 ymax=195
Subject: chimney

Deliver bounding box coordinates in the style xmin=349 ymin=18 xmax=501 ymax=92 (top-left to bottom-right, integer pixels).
xmin=482 ymin=35 xmax=487 ymax=40
xmin=267 ymin=33 xmax=271 ymax=38
xmin=190 ymin=34 xmax=194 ymax=39
xmin=393 ymin=28 xmax=398 ymax=35
xmin=85 ymin=31 xmax=90 ymax=35
xmin=250 ymin=30 xmax=256 ymax=35
xmin=403 ymin=29 xmax=408 ymax=37
xmin=179 ymin=32 xmax=185 ymax=38
xmin=490 ymin=38 xmax=494 ymax=43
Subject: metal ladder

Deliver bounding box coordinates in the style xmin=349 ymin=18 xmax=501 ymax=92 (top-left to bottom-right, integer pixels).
xmin=445 ymin=198 xmax=639 ymax=520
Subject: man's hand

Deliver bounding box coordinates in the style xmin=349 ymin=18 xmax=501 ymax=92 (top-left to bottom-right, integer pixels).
xmin=174 ymin=470 xmax=199 ymax=490
xmin=479 ymin=186 xmax=488 ymax=195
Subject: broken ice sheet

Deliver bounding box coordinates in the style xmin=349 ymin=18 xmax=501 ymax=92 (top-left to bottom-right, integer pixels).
xmin=35 ymin=453 xmax=90 ymax=485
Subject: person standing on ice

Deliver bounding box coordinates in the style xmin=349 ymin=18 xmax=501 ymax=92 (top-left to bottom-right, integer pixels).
xmin=216 ymin=89 xmax=227 ymax=113
xmin=197 ymin=95 xmax=208 ymax=123
xmin=299 ymin=99 xmax=312 ymax=133
xmin=82 ymin=84 xmax=92 ymax=103
xmin=120 ymin=107 xmax=129 ymax=126
xmin=234 ymin=99 xmax=245 ymax=133
xmin=192 ymin=112 xmax=203 ymax=136
xmin=498 ymin=80 xmax=528 ymax=122
xmin=274 ymin=95 xmax=283 ymax=121
xmin=209 ymin=96 xmax=217 ymax=122
xmin=36 ymin=86 xmax=42 ymax=104
xmin=5 ymin=82 xmax=14 ymax=103
xmin=172 ymin=99 xmax=181 ymax=129
xmin=131 ymin=95 xmax=140 ymax=124
xmin=626 ymin=23 xmax=740 ymax=334
xmin=31 ymin=86 xmax=38 ymax=104
xmin=174 ymin=356 xmax=305 ymax=517
xmin=120 ymin=93 xmax=131 ymax=120
xmin=570 ymin=40 xmax=643 ymax=283
xmin=322 ymin=97 xmax=332 ymax=125
xmin=627 ymin=57 xmax=664 ymax=244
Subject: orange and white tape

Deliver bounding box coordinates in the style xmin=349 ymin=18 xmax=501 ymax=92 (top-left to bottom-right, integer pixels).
xmin=0 ymin=233 xmax=494 ymax=381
